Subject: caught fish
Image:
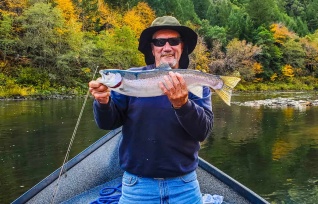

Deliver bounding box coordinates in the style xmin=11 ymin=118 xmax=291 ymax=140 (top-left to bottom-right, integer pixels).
xmin=98 ymin=64 xmax=240 ymax=106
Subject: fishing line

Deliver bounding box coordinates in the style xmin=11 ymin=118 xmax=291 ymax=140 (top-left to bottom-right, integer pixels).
xmin=51 ymin=66 xmax=99 ymax=204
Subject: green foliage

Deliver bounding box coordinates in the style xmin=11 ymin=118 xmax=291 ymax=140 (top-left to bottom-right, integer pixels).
xmin=0 ymin=0 xmax=318 ymax=97
xmin=198 ymin=20 xmax=227 ymax=48
xmin=20 ymin=3 xmax=65 ymax=68
xmin=226 ymin=6 xmax=254 ymax=41
xmin=206 ymin=0 xmax=232 ymax=27
xmin=0 ymin=13 xmax=16 ymax=60
xmin=146 ymin=0 xmax=199 ymax=24
xmin=16 ymin=67 xmax=50 ymax=89
xmin=282 ymin=39 xmax=305 ymax=69
xmin=246 ymin=0 xmax=279 ymax=28
xmin=253 ymin=26 xmax=283 ymax=78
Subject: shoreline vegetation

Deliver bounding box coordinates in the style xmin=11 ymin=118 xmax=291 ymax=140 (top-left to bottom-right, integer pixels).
xmin=1 ymin=1 xmax=318 ymax=101
xmin=1 ymin=80 xmax=317 ymax=100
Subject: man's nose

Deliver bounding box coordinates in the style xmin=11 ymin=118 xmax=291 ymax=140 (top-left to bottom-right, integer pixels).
xmin=163 ymin=42 xmax=172 ymax=51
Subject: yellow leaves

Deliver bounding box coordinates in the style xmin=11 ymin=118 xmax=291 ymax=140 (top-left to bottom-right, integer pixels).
xmin=0 ymin=0 xmax=28 ymax=16
xmin=123 ymin=2 xmax=155 ymax=37
xmin=54 ymin=0 xmax=77 ymax=23
xmin=98 ymin=0 xmax=121 ymax=29
xmin=282 ymin=64 xmax=294 ymax=77
xmin=270 ymin=23 xmax=297 ymax=44
xmin=190 ymin=37 xmax=210 ymax=72
xmin=253 ymin=62 xmax=263 ymax=74
xmin=270 ymin=73 xmax=278 ymax=81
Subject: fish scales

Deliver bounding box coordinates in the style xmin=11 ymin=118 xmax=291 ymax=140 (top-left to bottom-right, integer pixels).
xmin=98 ymin=67 xmax=241 ymax=106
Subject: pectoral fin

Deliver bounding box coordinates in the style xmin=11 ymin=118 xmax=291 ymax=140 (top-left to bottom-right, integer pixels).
xmin=188 ymin=85 xmax=203 ymax=98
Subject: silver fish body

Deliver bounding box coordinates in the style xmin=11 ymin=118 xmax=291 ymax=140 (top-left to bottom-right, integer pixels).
xmin=98 ymin=67 xmax=240 ymax=106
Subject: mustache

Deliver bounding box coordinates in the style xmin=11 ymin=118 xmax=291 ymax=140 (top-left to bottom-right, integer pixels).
xmin=160 ymin=53 xmax=175 ymax=57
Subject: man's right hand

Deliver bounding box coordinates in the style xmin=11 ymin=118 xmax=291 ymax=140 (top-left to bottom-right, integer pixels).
xmin=89 ymin=79 xmax=111 ymax=104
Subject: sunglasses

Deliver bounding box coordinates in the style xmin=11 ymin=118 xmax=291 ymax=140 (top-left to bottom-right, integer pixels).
xmin=151 ymin=37 xmax=182 ymax=47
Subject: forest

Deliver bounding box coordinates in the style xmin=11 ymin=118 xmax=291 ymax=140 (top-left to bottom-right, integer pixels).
xmin=1 ymin=0 xmax=318 ymax=97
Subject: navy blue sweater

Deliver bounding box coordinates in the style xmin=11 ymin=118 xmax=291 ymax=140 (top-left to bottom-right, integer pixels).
xmin=93 ymin=66 xmax=213 ymax=178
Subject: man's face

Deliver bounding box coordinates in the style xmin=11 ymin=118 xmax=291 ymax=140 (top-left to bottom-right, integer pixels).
xmin=151 ymin=29 xmax=184 ymax=69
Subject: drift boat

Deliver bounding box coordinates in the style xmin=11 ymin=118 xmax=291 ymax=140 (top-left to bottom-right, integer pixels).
xmin=12 ymin=127 xmax=268 ymax=204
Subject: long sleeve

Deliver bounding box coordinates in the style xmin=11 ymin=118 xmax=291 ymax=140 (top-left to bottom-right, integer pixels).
xmin=93 ymin=91 xmax=129 ymax=130
xmin=174 ymin=86 xmax=213 ymax=142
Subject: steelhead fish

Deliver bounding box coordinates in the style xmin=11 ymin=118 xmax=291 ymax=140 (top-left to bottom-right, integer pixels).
xmin=98 ymin=65 xmax=240 ymax=106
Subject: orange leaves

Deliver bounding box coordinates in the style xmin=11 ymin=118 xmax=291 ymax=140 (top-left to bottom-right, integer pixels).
xmin=253 ymin=62 xmax=263 ymax=74
xmin=270 ymin=23 xmax=297 ymax=44
xmin=123 ymin=2 xmax=155 ymax=37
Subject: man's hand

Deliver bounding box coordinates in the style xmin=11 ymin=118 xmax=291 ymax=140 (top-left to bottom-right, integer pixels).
xmin=159 ymin=71 xmax=188 ymax=108
xmin=89 ymin=79 xmax=111 ymax=104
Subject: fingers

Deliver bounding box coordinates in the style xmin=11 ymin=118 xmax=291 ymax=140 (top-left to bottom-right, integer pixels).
xmin=88 ymin=80 xmax=111 ymax=104
xmin=159 ymin=71 xmax=188 ymax=108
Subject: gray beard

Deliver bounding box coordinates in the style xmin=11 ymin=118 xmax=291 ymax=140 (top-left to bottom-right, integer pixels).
xmin=160 ymin=59 xmax=177 ymax=68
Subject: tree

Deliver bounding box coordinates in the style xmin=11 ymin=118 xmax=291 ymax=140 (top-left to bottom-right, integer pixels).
xmin=226 ymin=6 xmax=254 ymax=41
xmin=20 ymin=3 xmax=64 ymax=65
xmin=97 ymin=0 xmax=121 ymax=31
xmin=209 ymin=41 xmax=226 ymax=75
xmin=253 ymin=26 xmax=283 ymax=79
xmin=198 ymin=20 xmax=227 ymax=48
xmin=123 ymin=2 xmax=155 ymax=37
xmin=206 ymin=0 xmax=233 ymax=27
xmin=74 ymin=0 xmax=99 ymax=31
xmin=147 ymin=0 xmax=199 ymax=23
xmin=281 ymin=39 xmax=305 ymax=70
xmin=270 ymin=23 xmax=297 ymax=45
xmin=54 ymin=0 xmax=78 ymax=23
xmin=225 ymin=38 xmax=262 ymax=81
xmin=0 ymin=14 xmax=16 ymax=61
xmin=93 ymin=26 xmax=143 ymax=69
xmin=305 ymin=0 xmax=318 ymax=32
xmin=0 ymin=0 xmax=27 ymax=16
xmin=300 ymin=33 xmax=318 ymax=76
xmin=189 ymin=36 xmax=210 ymax=72
xmin=281 ymin=64 xmax=294 ymax=78
xmin=19 ymin=2 xmax=78 ymax=85
xmin=246 ymin=0 xmax=278 ymax=28
xmin=192 ymin=0 xmax=211 ymax=20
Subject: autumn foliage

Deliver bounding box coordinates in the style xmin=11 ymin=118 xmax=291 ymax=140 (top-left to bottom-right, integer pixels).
xmin=0 ymin=0 xmax=318 ymax=94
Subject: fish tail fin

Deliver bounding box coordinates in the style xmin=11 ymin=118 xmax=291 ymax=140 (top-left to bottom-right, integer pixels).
xmin=214 ymin=76 xmax=241 ymax=106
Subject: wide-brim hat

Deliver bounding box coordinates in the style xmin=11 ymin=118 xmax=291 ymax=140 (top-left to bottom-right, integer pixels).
xmin=138 ymin=16 xmax=198 ymax=69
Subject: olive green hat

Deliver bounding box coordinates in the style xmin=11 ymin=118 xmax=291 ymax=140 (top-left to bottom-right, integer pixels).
xmin=138 ymin=16 xmax=198 ymax=69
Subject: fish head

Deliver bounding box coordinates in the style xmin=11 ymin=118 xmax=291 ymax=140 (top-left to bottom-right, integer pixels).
xmin=99 ymin=70 xmax=122 ymax=88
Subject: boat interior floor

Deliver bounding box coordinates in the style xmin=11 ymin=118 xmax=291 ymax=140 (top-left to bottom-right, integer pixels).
xmin=61 ymin=177 xmax=122 ymax=204
xmin=61 ymin=167 xmax=251 ymax=204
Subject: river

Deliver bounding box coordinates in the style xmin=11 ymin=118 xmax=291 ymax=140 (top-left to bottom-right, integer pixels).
xmin=1 ymin=92 xmax=317 ymax=203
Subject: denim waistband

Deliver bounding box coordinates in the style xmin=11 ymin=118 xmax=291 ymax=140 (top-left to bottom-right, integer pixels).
xmin=126 ymin=170 xmax=196 ymax=180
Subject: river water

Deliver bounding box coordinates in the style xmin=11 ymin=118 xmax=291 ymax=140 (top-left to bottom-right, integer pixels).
xmin=1 ymin=92 xmax=317 ymax=203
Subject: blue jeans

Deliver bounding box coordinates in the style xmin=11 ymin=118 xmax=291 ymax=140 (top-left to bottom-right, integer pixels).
xmin=119 ymin=171 xmax=203 ymax=204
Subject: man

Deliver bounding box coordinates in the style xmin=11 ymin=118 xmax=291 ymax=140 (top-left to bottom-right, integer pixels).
xmin=89 ymin=16 xmax=213 ymax=204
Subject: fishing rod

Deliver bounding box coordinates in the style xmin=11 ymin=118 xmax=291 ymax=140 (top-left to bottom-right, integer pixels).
xmin=51 ymin=65 xmax=99 ymax=204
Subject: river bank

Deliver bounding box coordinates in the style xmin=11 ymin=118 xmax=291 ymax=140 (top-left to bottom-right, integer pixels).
xmin=1 ymin=90 xmax=318 ymax=109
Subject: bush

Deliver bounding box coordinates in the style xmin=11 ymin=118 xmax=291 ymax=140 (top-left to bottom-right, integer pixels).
xmin=16 ymin=67 xmax=51 ymax=89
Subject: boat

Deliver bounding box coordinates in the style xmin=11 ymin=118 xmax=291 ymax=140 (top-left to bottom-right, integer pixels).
xmin=12 ymin=127 xmax=269 ymax=204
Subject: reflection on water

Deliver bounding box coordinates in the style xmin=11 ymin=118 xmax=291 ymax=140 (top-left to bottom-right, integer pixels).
xmin=199 ymin=92 xmax=318 ymax=203
xmin=1 ymin=92 xmax=318 ymax=203
xmin=0 ymin=98 xmax=106 ymax=203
